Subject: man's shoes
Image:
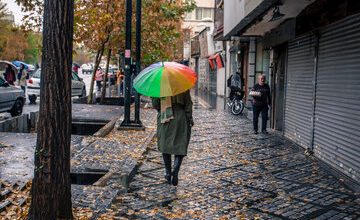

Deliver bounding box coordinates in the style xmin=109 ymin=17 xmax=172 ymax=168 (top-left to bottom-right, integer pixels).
xmin=254 ymin=131 xmax=258 ymax=135
xmin=262 ymin=130 xmax=269 ymax=135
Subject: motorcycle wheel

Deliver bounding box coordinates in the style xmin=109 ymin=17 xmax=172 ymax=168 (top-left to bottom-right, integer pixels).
xmin=231 ymin=100 xmax=244 ymax=115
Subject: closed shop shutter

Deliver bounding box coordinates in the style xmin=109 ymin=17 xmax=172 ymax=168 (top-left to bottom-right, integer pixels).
xmin=314 ymin=14 xmax=360 ymax=182
xmin=284 ymin=34 xmax=315 ymax=148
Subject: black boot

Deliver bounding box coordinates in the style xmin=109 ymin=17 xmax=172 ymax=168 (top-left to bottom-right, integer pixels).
xmin=172 ymin=155 xmax=184 ymax=186
xmin=162 ymin=153 xmax=172 ymax=184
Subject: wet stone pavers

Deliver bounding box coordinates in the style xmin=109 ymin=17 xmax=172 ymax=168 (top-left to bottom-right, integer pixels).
xmin=71 ymin=185 xmax=118 ymax=218
xmin=0 ymin=108 xmax=158 ymax=218
xmin=109 ymin=105 xmax=360 ymax=219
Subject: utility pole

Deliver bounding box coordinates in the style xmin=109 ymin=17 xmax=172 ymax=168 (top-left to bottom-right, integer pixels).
xmin=134 ymin=0 xmax=142 ymax=125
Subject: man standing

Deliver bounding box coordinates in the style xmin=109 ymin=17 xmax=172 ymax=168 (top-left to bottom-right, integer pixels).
xmin=251 ymin=74 xmax=271 ymax=134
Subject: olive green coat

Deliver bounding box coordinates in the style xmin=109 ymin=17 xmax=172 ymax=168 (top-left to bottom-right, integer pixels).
xmin=152 ymin=91 xmax=193 ymax=156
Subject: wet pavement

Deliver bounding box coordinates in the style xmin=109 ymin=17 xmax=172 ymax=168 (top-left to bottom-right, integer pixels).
xmin=195 ymin=89 xmax=227 ymax=111
xmin=23 ymin=103 xmax=123 ymax=122
xmin=108 ymin=96 xmax=360 ymax=219
xmin=0 ymin=133 xmax=89 ymax=183
xmin=0 ymin=107 xmax=157 ymax=218
xmin=1 ymin=92 xmax=360 ymax=219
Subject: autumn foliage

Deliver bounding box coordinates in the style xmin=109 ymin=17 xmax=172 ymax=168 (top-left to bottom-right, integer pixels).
xmin=0 ymin=24 xmax=28 ymax=61
xmin=0 ymin=1 xmax=41 ymax=63
xmin=74 ymin=0 xmax=195 ymax=66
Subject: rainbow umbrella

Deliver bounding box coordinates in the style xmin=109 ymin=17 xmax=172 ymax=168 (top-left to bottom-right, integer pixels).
xmin=133 ymin=62 xmax=197 ymax=97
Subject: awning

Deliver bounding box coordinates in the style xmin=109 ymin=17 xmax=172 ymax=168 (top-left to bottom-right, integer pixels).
xmin=208 ymin=53 xmax=224 ymax=70
xmin=223 ymin=0 xmax=278 ymax=40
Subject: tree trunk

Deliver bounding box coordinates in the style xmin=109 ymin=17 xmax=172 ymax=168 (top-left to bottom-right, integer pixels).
xmin=29 ymin=1 xmax=74 ymax=219
xmin=101 ymin=49 xmax=112 ymax=103
xmin=87 ymin=46 xmax=104 ymax=104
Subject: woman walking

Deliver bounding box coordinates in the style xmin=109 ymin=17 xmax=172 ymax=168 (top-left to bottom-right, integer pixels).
xmin=152 ymin=90 xmax=194 ymax=186
xmin=18 ymin=64 xmax=28 ymax=93
xmin=95 ymin=67 xmax=104 ymax=91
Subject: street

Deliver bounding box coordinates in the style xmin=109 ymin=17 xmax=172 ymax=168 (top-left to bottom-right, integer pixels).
xmin=0 ymin=69 xmax=101 ymax=121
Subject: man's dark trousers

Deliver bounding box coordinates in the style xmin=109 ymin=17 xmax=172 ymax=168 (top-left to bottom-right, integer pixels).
xmin=253 ymin=105 xmax=268 ymax=132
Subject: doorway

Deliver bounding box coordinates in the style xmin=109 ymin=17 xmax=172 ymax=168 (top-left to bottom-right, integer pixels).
xmin=270 ymin=44 xmax=286 ymax=131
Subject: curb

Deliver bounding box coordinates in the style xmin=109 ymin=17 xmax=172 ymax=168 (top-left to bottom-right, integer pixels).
xmin=93 ymin=117 xmax=117 ymax=137
xmin=100 ymin=125 xmax=156 ymax=191
xmin=126 ymin=130 xmax=156 ymax=189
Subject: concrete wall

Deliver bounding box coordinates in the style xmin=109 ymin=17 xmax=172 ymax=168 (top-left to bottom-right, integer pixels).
xmin=207 ymin=30 xmax=215 ymax=56
xmin=0 ymin=112 xmax=38 ymax=133
xmin=256 ymin=40 xmax=263 ymax=74
xmin=216 ymin=67 xmax=226 ymax=96
xmin=0 ymin=115 xmax=29 ymax=133
xmin=195 ymin=0 xmax=215 ymax=7
xmin=225 ymin=41 xmax=231 ymax=97
xmin=246 ymin=38 xmax=257 ymax=120
xmin=224 ymin=0 xmax=263 ymax=36
xmin=198 ymin=58 xmax=208 ymax=90
xmin=244 ymin=0 xmax=263 ymax=17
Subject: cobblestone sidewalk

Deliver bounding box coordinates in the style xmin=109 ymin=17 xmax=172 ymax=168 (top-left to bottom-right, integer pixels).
xmin=109 ymin=101 xmax=360 ymax=219
xmin=0 ymin=107 xmax=158 ymax=219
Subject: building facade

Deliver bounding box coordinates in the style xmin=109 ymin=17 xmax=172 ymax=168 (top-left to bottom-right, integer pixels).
xmin=182 ymin=0 xmax=215 ymax=61
xmin=222 ymin=0 xmax=360 ymax=190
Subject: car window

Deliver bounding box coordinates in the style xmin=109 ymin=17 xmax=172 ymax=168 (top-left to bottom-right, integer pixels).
xmin=0 ymin=77 xmax=5 ymax=86
xmin=32 ymin=69 xmax=41 ymax=78
xmin=72 ymin=72 xmax=80 ymax=81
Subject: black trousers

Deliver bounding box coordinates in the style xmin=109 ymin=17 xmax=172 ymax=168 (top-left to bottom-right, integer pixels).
xmin=96 ymin=80 xmax=101 ymax=91
xmin=253 ymin=105 xmax=268 ymax=132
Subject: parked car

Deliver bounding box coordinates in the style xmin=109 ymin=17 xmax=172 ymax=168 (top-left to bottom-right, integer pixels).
xmin=27 ymin=69 xmax=86 ymax=100
xmin=0 ymin=76 xmax=25 ymax=117
xmin=0 ymin=60 xmax=18 ymax=84
xmin=81 ymin=63 xmax=93 ymax=74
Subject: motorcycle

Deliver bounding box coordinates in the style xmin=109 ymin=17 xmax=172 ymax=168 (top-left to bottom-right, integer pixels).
xmin=227 ymin=91 xmax=244 ymax=115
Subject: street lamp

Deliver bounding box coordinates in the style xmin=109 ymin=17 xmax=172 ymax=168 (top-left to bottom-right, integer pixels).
xmin=134 ymin=0 xmax=142 ymax=125
xmin=120 ymin=0 xmax=144 ymax=129
xmin=121 ymin=0 xmax=132 ymax=126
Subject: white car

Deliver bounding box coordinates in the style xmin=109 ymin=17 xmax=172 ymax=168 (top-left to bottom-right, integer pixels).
xmin=27 ymin=69 xmax=86 ymax=98
xmin=81 ymin=63 xmax=93 ymax=74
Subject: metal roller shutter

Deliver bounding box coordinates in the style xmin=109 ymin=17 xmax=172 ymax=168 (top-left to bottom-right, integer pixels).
xmin=314 ymin=14 xmax=360 ymax=182
xmin=284 ymin=34 xmax=315 ymax=149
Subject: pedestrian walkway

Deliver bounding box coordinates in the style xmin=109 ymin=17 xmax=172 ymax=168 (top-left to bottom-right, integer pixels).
xmin=108 ymin=98 xmax=360 ymax=219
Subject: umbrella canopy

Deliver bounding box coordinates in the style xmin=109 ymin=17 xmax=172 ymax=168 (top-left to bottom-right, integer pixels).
xmin=12 ymin=60 xmax=29 ymax=70
xmin=133 ymin=62 xmax=197 ymax=98
xmin=0 ymin=60 xmax=19 ymax=75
